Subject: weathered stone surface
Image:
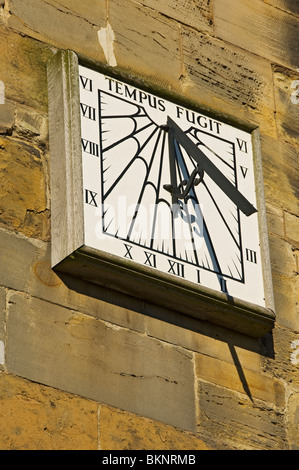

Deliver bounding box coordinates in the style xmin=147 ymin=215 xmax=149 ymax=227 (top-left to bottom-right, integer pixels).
xmin=0 ymin=228 xmax=146 ymax=333
xmin=273 ymin=66 xmax=299 ymax=145
xmin=0 ymin=288 xmax=6 ymax=369
xmin=264 ymin=0 xmax=299 ymax=16
xmin=262 ymin=136 xmax=299 ymax=216
xmin=6 ymin=0 xmax=106 ymax=64
xmin=285 ymin=211 xmax=299 ymax=245
xmin=0 ymin=137 xmax=49 ymax=239
xmin=145 ymin=311 xmax=262 ymax=372
xmin=0 ymin=372 xmax=98 ymax=450
xmin=6 ymin=294 xmax=196 ymax=432
xmin=0 ymin=101 xmax=15 ymax=134
xmin=269 ymin=235 xmax=297 ymax=278
xmin=198 ymin=381 xmax=287 ymax=450
xmin=287 ymin=392 xmax=299 ymax=450
xmin=136 ymin=0 xmax=213 ymax=32
xmin=271 ymin=273 xmax=299 ymax=331
xmin=266 ymin=204 xmax=285 ymax=238
xmin=262 ymin=325 xmax=299 ymax=387
xmin=0 ymin=288 xmax=5 ymax=341
xmin=195 ymin=352 xmax=285 ymax=406
xmin=0 ymin=27 xmax=53 ymax=112
xmin=15 ymin=106 xmax=48 ymax=143
xmin=214 ymin=0 xmax=299 ymax=69
xmin=100 ymin=405 xmax=211 ymax=450
xmin=180 ymin=26 xmax=276 ymax=136
xmin=110 ymin=0 xmax=182 ymax=90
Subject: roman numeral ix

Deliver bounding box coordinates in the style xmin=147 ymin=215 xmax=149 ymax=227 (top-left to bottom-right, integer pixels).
xmin=85 ymin=189 xmax=98 ymax=207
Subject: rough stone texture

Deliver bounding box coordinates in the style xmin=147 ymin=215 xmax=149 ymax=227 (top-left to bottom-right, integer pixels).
xmin=0 ymin=288 xmax=6 ymax=369
xmin=0 ymin=373 xmax=98 ymax=450
xmin=196 ymin=353 xmax=285 ymax=407
xmin=109 ymin=0 xmax=182 ymax=90
xmin=100 ymin=405 xmax=211 ymax=450
xmin=135 ymin=0 xmax=214 ymax=32
xmin=5 ymin=0 xmax=107 ymax=64
xmin=0 ymin=101 xmax=15 ymax=134
xmin=0 ymin=137 xmax=49 ymax=240
xmin=198 ymin=381 xmax=287 ymax=450
xmin=180 ymin=26 xmax=276 ymax=136
xmin=0 ymin=26 xmax=53 ymax=112
xmin=287 ymin=393 xmax=299 ymax=450
xmin=214 ymin=0 xmax=299 ymax=69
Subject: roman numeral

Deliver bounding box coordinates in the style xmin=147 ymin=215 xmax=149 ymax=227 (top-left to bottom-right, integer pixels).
xmin=124 ymin=244 xmax=133 ymax=260
xmin=144 ymin=251 xmax=157 ymax=268
xmin=197 ymin=270 xmax=201 ymax=284
xmin=80 ymin=75 xmax=93 ymax=92
xmin=219 ymin=278 xmax=228 ymax=293
xmin=168 ymin=260 xmax=185 ymax=278
xmin=81 ymin=139 xmax=99 ymax=157
xmin=246 ymin=248 xmax=257 ymax=264
xmin=237 ymin=138 xmax=248 ymax=153
xmin=80 ymin=103 xmax=96 ymax=121
xmin=85 ymin=189 xmax=98 ymax=207
xmin=240 ymin=166 xmax=248 ymax=178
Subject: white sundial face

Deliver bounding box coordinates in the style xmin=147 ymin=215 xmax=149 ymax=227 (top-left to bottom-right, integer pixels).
xmin=79 ymin=65 xmax=266 ymax=308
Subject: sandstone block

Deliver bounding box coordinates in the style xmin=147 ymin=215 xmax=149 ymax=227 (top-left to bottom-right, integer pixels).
xmin=0 ymin=287 xmax=5 ymax=342
xmin=0 ymin=137 xmax=48 ymax=239
xmin=195 ymin=353 xmax=285 ymax=407
xmin=198 ymin=381 xmax=287 ymax=450
xmin=269 ymin=235 xmax=297 ymax=278
xmin=0 ymin=372 xmax=98 ymax=450
xmin=100 ymin=405 xmax=211 ymax=450
xmin=7 ymin=0 xmax=106 ymax=64
xmin=287 ymin=392 xmax=299 ymax=450
xmin=284 ymin=211 xmax=299 ymax=245
xmin=6 ymin=294 xmax=196 ymax=432
xmin=262 ymin=136 xmax=299 ymax=216
xmin=0 ymin=102 xmax=15 ymax=134
xmin=271 ymin=273 xmax=299 ymax=331
xmin=214 ymin=0 xmax=299 ymax=69
xmin=0 ymin=27 xmax=53 ymax=112
xmin=264 ymin=0 xmax=299 ymax=16
xmin=110 ymin=0 xmax=182 ymax=90
xmin=136 ymin=0 xmax=213 ymax=32
xmin=0 ymin=228 xmax=146 ymax=333
xmin=180 ymin=26 xmax=276 ymax=136
xmin=273 ymin=66 xmax=299 ymax=145
xmin=145 ymin=312 xmax=262 ymax=373
xmin=262 ymin=325 xmax=299 ymax=388
xmin=266 ymin=204 xmax=285 ymax=238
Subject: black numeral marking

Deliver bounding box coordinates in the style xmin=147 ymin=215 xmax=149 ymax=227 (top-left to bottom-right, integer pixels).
xmin=85 ymin=189 xmax=98 ymax=207
xmin=197 ymin=270 xmax=201 ymax=284
xmin=219 ymin=278 xmax=228 ymax=293
xmin=246 ymin=248 xmax=257 ymax=264
xmin=80 ymin=75 xmax=93 ymax=92
xmin=80 ymin=103 xmax=96 ymax=121
xmin=168 ymin=260 xmax=185 ymax=278
xmin=144 ymin=252 xmax=157 ymax=268
xmin=124 ymin=244 xmax=133 ymax=260
xmin=240 ymin=166 xmax=248 ymax=178
xmin=237 ymin=138 xmax=248 ymax=153
xmin=81 ymin=139 xmax=99 ymax=157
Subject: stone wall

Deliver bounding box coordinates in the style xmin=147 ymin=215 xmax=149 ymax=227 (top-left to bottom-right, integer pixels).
xmin=0 ymin=0 xmax=298 ymax=450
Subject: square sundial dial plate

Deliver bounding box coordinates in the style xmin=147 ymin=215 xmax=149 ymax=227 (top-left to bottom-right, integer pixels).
xmin=48 ymin=51 xmax=275 ymax=337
